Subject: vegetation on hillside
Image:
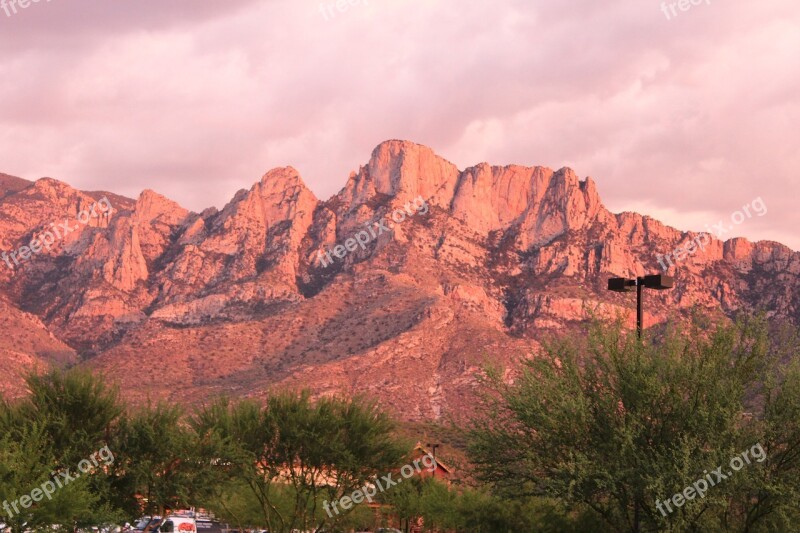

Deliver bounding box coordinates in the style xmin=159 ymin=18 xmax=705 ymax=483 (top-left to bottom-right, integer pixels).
xmin=2 ymin=312 xmax=799 ymax=532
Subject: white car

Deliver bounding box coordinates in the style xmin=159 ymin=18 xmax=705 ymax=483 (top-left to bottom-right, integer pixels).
xmin=159 ymin=517 xmax=197 ymax=533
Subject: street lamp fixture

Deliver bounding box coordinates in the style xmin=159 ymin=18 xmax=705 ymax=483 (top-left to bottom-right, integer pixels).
xmin=426 ymin=442 xmax=440 ymax=471
xmin=607 ymin=275 xmax=674 ymax=338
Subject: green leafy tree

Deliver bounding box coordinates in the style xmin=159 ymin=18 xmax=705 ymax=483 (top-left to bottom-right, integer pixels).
xmin=467 ymin=314 xmax=800 ymax=532
xmin=21 ymin=369 xmax=125 ymax=527
xmin=383 ymin=477 xmax=579 ymax=532
xmin=0 ymin=394 xmax=118 ymax=530
xmin=198 ymin=479 xmax=284 ymax=530
xmin=112 ymin=402 xmax=198 ymax=516
xmin=192 ymin=391 xmax=408 ymax=533
xmin=20 ymin=368 xmax=123 ymax=466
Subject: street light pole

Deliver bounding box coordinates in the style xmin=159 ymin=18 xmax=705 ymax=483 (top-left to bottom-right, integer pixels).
xmin=607 ymin=273 xmax=673 ymax=532
xmin=608 ymin=274 xmax=674 ymax=339
xmin=426 ymin=443 xmax=439 ymax=466
xmin=636 ymin=278 xmax=643 ymax=339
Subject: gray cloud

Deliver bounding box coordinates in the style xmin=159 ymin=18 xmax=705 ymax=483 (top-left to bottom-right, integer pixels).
xmin=0 ymin=0 xmax=797 ymax=248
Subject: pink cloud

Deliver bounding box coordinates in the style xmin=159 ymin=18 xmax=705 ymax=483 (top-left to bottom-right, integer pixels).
xmin=0 ymin=0 xmax=797 ymax=248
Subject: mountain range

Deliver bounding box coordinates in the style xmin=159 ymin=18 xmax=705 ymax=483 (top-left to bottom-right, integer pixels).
xmin=1 ymin=140 xmax=798 ymax=420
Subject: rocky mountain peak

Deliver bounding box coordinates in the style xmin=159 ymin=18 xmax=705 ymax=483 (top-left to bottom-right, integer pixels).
xmin=1 ymin=141 xmax=798 ymax=421
xmin=260 ymin=165 xmax=301 ymax=184
xmin=255 ymin=166 xmax=319 ymax=218
xmin=134 ymin=189 xmax=189 ymax=225
xmin=32 ymin=176 xmax=72 ymax=195
xmin=0 ymin=173 xmax=32 ymax=198
xmin=340 ymin=139 xmax=461 ymax=209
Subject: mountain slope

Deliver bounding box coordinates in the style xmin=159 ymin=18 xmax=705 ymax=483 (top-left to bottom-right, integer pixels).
xmin=0 ymin=141 xmax=797 ymax=418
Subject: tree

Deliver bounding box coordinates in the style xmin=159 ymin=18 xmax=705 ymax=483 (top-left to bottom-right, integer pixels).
xmin=21 ymin=368 xmax=123 ymax=467
xmin=22 ymin=369 xmax=125 ymax=527
xmin=467 ymin=314 xmax=800 ymax=532
xmin=382 ymin=476 xmax=580 ymax=532
xmin=192 ymin=391 xmax=409 ymax=532
xmin=112 ymin=402 xmax=198 ymax=516
xmin=0 ymin=380 xmax=121 ymax=530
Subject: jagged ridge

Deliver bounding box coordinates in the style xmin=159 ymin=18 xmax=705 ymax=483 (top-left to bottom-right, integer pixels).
xmin=0 ymin=141 xmax=798 ymax=419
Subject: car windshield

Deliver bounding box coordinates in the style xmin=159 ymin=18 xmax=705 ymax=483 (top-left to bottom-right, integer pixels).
xmin=135 ymin=521 xmax=150 ymax=529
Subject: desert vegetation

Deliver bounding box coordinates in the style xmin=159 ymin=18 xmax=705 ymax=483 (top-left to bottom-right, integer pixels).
xmin=2 ymin=312 xmax=799 ymax=532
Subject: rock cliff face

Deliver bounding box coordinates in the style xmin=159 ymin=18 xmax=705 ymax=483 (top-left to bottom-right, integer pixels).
xmin=0 ymin=140 xmax=797 ymax=419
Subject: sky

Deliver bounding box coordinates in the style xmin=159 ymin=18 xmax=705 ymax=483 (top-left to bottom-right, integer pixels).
xmin=0 ymin=0 xmax=798 ymax=248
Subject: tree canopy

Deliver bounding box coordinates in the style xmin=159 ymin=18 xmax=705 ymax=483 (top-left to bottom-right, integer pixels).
xmin=467 ymin=315 xmax=800 ymax=532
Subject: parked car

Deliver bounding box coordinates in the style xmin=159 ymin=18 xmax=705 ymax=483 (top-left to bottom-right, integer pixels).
xmin=195 ymin=519 xmax=224 ymax=533
xmin=133 ymin=518 xmax=153 ymax=533
xmin=159 ymin=516 xmax=197 ymax=533
xmin=143 ymin=518 xmax=164 ymax=533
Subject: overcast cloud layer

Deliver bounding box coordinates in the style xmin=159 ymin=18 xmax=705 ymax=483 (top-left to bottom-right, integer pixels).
xmin=1 ymin=0 xmax=798 ymax=248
